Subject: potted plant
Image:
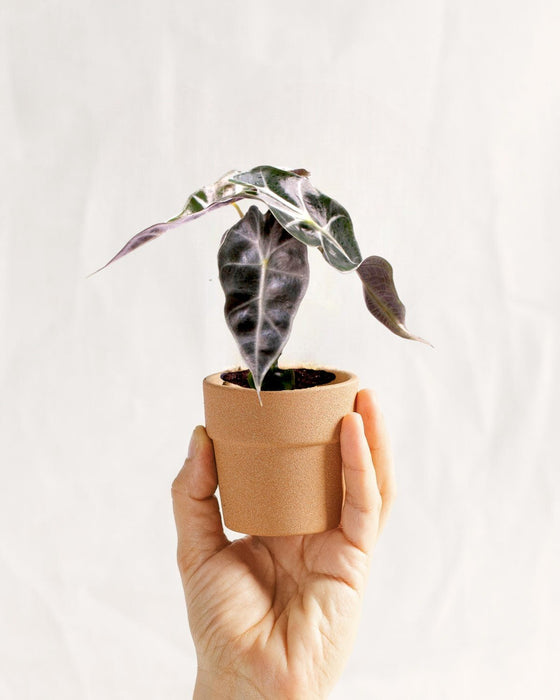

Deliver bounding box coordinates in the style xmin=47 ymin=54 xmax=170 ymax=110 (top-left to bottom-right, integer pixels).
xmin=93 ymin=165 xmax=427 ymax=536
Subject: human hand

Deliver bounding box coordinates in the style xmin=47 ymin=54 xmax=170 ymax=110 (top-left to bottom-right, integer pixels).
xmin=171 ymin=389 xmax=395 ymax=699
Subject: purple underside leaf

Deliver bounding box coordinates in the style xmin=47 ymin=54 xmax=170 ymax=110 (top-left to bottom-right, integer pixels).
xmin=218 ymin=207 xmax=310 ymax=398
xmin=88 ymin=199 xmax=241 ymax=277
xmin=357 ymin=256 xmax=431 ymax=345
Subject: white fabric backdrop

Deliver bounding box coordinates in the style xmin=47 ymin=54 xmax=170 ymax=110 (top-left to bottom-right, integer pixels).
xmin=1 ymin=0 xmax=559 ymax=697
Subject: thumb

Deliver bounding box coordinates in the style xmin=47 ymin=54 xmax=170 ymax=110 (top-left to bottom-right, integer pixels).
xmin=171 ymin=426 xmax=229 ymax=584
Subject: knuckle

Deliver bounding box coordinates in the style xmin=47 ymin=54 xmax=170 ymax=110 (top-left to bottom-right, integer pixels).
xmin=345 ymin=489 xmax=382 ymax=517
xmin=171 ymin=464 xmax=190 ymax=497
xmin=381 ymin=487 xmax=396 ymax=509
xmin=170 ymin=480 xmax=182 ymax=499
xmin=176 ymin=547 xmax=191 ymax=575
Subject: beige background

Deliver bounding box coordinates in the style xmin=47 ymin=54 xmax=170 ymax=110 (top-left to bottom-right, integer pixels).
xmin=1 ymin=0 xmax=559 ymax=697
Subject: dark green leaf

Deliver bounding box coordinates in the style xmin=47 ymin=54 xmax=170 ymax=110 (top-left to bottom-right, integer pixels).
xmin=231 ymin=166 xmax=362 ymax=272
xmin=218 ymin=207 xmax=310 ymax=398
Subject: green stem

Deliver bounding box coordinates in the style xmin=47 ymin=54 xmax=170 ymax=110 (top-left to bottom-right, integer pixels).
xmin=231 ymin=202 xmax=244 ymax=219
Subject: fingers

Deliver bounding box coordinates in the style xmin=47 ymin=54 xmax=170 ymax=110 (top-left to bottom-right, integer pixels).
xmin=355 ymin=389 xmax=396 ymax=535
xmin=171 ymin=426 xmax=229 ymax=584
xmin=340 ymin=412 xmax=382 ymax=553
xmin=340 ymin=389 xmax=396 ymax=553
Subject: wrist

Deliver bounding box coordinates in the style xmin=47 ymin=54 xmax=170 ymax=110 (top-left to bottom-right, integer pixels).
xmin=194 ymin=667 xmax=265 ymax=700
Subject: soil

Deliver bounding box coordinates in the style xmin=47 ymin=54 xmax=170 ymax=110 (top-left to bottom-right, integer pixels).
xmin=221 ymin=368 xmax=336 ymax=390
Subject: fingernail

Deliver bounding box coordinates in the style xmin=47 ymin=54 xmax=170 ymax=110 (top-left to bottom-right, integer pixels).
xmin=188 ymin=426 xmax=203 ymax=459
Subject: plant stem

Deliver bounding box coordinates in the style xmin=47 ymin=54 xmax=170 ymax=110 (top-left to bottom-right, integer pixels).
xmin=231 ymin=202 xmax=244 ymax=219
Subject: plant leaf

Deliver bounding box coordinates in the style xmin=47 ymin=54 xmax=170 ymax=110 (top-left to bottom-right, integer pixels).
xmin=218 ymin=207 xmax=310 ymax=398
xmin=357 ymin=255 xmax=430 ymax=344
xmin=89 ymin=170 xmax=245 ymax=276
xmin=230 ymin=166 xmax=362 ymax=272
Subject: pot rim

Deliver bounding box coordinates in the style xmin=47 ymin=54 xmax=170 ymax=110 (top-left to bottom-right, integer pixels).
xmin=203 ymin=366 xmax=357 ymax=395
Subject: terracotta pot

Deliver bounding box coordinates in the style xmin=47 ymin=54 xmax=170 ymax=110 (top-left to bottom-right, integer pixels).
xmin=203 ymin=368 xmax=359 ymax=536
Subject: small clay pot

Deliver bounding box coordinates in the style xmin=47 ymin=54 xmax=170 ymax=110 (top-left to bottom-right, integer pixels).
xmin=203 ymin=368 xmax=359 ymax=536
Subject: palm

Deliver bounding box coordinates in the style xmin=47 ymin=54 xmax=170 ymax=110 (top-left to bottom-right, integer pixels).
xmin=185 ymin=530 xmax=369 ymax=696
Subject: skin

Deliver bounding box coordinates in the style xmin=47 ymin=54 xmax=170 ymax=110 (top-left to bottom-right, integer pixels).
xmin=171 ymin=389 xmax=396 ymax=699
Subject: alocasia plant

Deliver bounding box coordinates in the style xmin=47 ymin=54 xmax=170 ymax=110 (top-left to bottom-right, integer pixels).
xmin=93 ymin=165 xmax=427 ymax=397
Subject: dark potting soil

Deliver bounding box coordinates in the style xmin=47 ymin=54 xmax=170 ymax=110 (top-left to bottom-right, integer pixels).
xmin=221 ymin=368 xmax=336 ymax=390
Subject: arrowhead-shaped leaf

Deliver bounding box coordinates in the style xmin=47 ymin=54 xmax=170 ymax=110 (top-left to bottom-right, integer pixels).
xmin=89 ymin=170 xmax=245 ymax=275
xmin=230 ymin=166 xmax=363 ymax=272
xmin=218 ymin=207 xmax=310 ymax=397
xmin=357 ymin=255 xmax=430 ymax=344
